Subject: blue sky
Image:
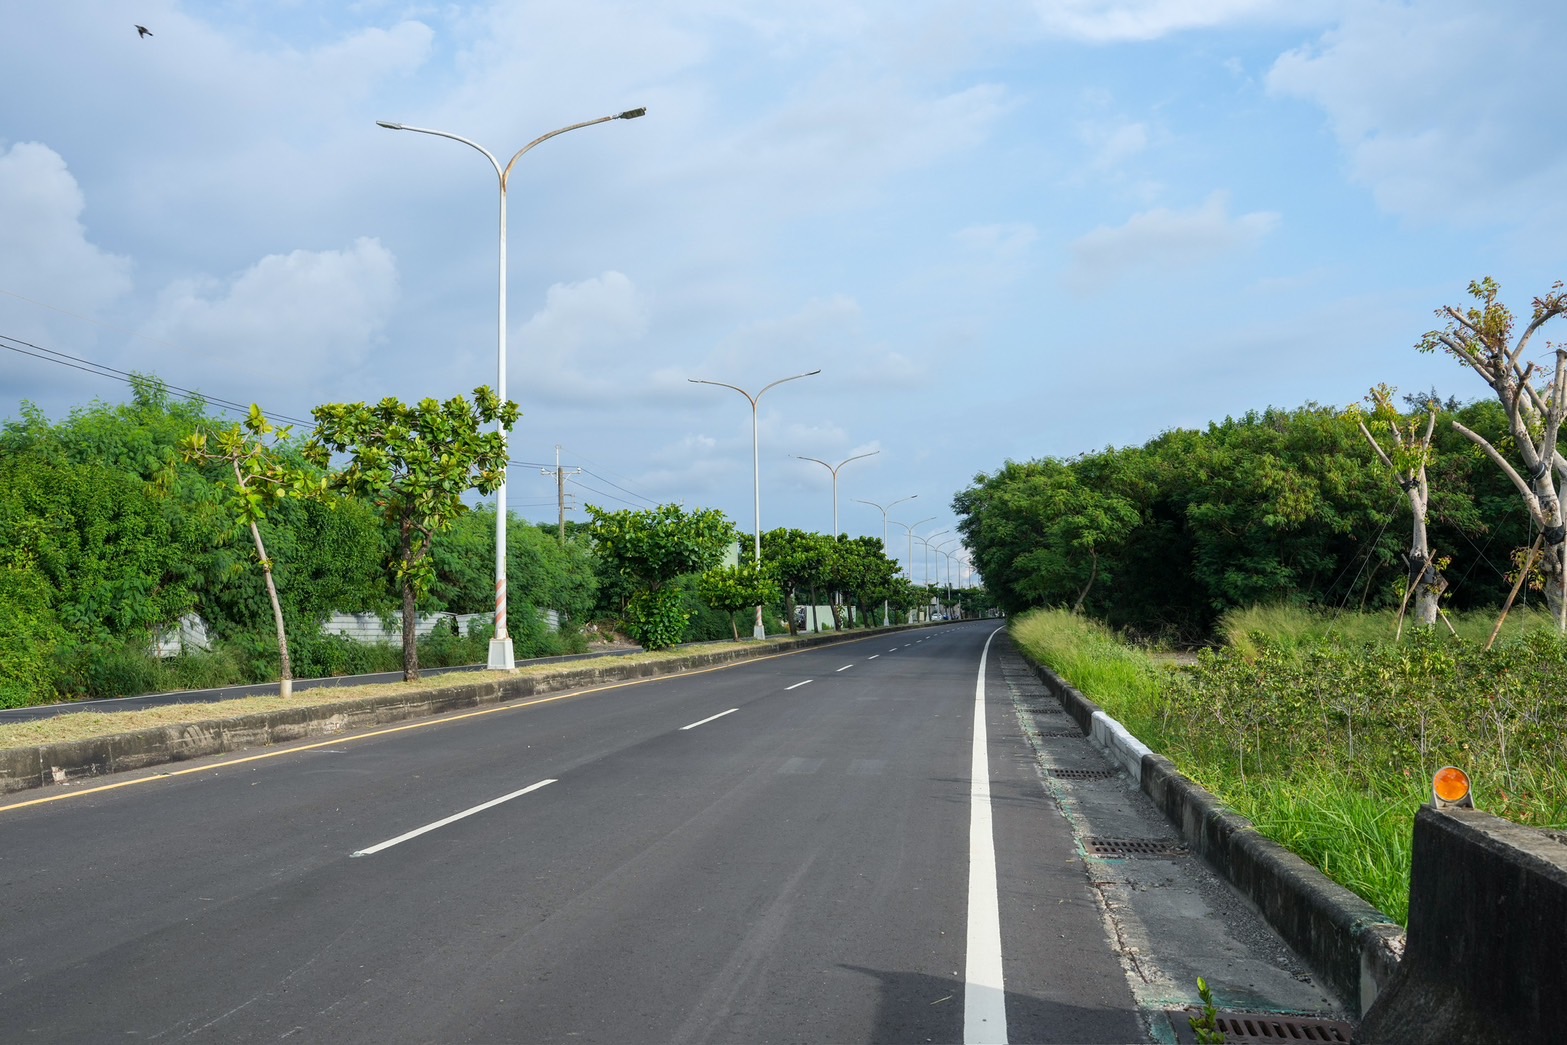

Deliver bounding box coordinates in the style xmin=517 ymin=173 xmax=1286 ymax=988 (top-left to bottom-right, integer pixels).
xmin=3 ymin=0 xmax=1564 ymax=583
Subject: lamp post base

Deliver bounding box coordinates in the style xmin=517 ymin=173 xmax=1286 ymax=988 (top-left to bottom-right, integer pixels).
xmin=488 ymin=636 xmax=516 ymax=671
xmin=753 ymin=605 xmax=766 ymax=641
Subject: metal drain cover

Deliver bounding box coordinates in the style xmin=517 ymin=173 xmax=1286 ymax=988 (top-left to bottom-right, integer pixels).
xmin=1083 ymin=836 xmax=1189 ymax=859
xmin=1035 ymin=728 xmax=1085 ymax=738
xmin=1168 ymin=1009 xmax=1354 ymax=1043
xmin=1048 ymin=767 xmax=1117 ymax=780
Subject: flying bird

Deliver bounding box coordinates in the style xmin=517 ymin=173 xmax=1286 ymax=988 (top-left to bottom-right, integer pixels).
xmin=135 ymin=25 xmax=153 ymax=38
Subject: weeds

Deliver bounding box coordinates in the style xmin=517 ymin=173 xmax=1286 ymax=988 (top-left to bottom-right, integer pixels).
xmin=1010 ymin=606 xmax=1567 ymax=925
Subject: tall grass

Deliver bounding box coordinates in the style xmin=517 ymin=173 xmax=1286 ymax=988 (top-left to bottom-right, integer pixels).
xmin=1009 ymin=606 xmax=1567 ymax=925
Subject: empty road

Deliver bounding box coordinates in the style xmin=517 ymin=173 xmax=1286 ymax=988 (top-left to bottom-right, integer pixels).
xmin=0 ymin=624 xmax=1340 ymax=1042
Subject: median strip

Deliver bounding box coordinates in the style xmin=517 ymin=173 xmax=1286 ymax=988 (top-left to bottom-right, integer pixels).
xmin=351 ymin=778 xmax=556 ymax=857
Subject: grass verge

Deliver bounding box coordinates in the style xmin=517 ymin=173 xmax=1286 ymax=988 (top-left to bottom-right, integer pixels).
xmin=1010 ymin=606 xmax=1567 ymax=926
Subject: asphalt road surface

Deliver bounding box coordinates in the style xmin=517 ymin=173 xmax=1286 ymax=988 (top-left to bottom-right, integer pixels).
xmin=0 ymin=624 xmax=1342 ymax=1043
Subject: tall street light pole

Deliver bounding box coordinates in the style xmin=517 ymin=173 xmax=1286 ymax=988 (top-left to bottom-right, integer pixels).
xmin=793 ymin=451 xmax=879 ymax=537
xmin=854 ymin=494 xmax=917 ymax=626
xmin=917 ymin=528 xmax=949 ymax=620
xmin=690 ymin=370 xmax=821 ymax=639
xmin=376 ymin=107 xmax=646 ymax=670
xmin=891 ymin=516 xmax=936 ymax=582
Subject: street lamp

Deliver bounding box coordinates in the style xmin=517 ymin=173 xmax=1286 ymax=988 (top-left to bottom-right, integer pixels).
xmin=891 ymin=516 xmax=936 ymax=583
xmin=916 ymin=529 xmax=949 ymax=621
xmin=854 ymin=494 xmax=917 ymax=626
xmin=690 ymin=370 xmax=821 ymax=638
xmin=792 ymin=451 xmax=879 ymax=537
xmin=376 ymin=106 xmax=647 ymax=670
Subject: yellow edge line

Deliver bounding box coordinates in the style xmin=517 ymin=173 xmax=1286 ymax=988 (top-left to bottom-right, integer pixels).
xmin=0 ymin=643 xmax=826 ymax=815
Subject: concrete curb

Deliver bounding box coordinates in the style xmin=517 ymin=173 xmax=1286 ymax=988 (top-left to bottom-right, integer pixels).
xmin=1017 ymin=646 xmax=1405 ymax=1017
xmin=0 ymin=628 xmax=901 ymax=798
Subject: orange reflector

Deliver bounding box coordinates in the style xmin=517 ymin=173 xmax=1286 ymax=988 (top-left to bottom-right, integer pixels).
xmin=1433 ymin=766 xmax=1471 ymax=804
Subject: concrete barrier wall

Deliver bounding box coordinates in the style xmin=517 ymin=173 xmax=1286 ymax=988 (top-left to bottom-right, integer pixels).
xmin=1355 ymin=806 xmax=1567 ymax=1044
xmin=1020 ymin=650 xmax=1405 ymax=1016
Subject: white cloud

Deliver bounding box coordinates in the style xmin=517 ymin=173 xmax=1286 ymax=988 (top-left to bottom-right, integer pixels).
xmin=0 ymin=142 xmax=132 ymax=313
xmin=1266 ymin=0 xmax=1567 ymax=228
xmin=1033 ymin=0 xmax=1289 ymax=42
xmin=147 ymin=237 xmax=398 ymax=401
xmin=1067 ymin=192 xmax=1279 ymax=292
xmin=517 ymin=271 xmax=651 ymax=404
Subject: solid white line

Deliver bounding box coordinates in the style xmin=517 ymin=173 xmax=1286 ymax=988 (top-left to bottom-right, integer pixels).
xmin=351 ymin=778 xmax=556 ymax=857
xmin=965 ymin=628 xmax=1008 ymax=1044
xmin=680 ymin=708 xmax=738 ymax=731
xmin=836 ymin=664 xmax=854 ymax=672
xmin=786 ymin=680 xmax=813 ymax=691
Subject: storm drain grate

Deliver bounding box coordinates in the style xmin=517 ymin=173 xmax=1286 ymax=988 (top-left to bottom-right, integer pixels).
xmin=1035 ymin=728 xmax=1085 ymax=738
xmin=1168 ymin=1009 xmax=1354 ymax=1043
xmin=1048 ymin=767 xmax=1118 ymax=780
xmin=1082 ymin=836 xmax=1188 ymax=859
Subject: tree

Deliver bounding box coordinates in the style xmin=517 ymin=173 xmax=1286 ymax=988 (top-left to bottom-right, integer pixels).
xmin=1353 ymin=386 xmax=1445 ymax=629
xmin=759 ymin=528 xmax=836 ymax=633
xmin=1420 ymin=278 xmax=1567 ymax=628
xmin=178 ymin=405 xmax=321 ymax=696
xmin=697 ymin=563 xmax=781 ymax=640
xmin=585 ymin=503 xmax=737 ymax=650
xmin=305 ymin=388 xmax=519 ymax=680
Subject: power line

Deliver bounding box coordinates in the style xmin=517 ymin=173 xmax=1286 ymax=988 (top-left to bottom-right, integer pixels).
xmin=567 ymin=476 xmax=646 ymax=509
xmin=558 ymin=444 xmax=663 ymax=506
xmin=1 ymin=331 xmax=315 ymax=427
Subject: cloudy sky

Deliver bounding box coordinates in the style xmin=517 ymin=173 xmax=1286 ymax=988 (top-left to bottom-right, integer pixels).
xmin=4 ymin=0 xmax=1564 ymax=581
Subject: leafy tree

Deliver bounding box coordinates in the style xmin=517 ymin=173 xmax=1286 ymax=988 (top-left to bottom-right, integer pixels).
xmin=697 ymin=563 xmax=781 ymax=640
xmin=178 ymin=406 xmax=322 ymax=696
xmin=305 ymin=388 xmax=519 ymax=680
xmin=759 ymin=528 xmax=835 ymax=633
xmin=585 ymin=503 xmax=737 ymax=650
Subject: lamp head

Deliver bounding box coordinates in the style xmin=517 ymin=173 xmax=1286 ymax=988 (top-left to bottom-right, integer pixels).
xmin=617 ymin=107 xmax=648 ymax=120
xmin=376 ymin=121 xmax=405 ymax=130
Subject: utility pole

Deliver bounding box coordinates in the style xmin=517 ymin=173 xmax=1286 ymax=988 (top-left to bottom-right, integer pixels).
xmin=540 ymin=445 xmax=582 ymax=542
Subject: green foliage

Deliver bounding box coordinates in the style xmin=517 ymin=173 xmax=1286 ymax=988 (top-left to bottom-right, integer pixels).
xmin=0 ymin=564 xmax=69 ymax=707
xmin=306 ymin=387 xmax=519 ymax=679
xmin=1190 ymin=977 xmax=1224 ymax=1044
xmin=586 ymin=503 xmax=738 ymax=650
xmin=697 ymin=563 xmax=782 ymax=640
xmin=1011 ymin=607 xmax=1567 ymax=925
xmin=430 ymin=507 xmax=598 ymax=625
xmin=958 ymin=400 xmax=1534 ymax=639
xmin=624 ymin=588 xmax=692 ymax=651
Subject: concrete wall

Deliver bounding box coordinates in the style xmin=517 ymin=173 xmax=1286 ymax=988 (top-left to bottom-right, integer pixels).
xmin=1355 ymin=806 xmax=1567 ymax=1044
xmin=154 ymin=609 xmax=561 ymax=656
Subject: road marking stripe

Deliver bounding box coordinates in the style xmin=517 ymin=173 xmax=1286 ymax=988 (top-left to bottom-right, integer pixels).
xmin=351 ymin=778 xmax=556 ymax=857
xmin=965 ymin=627 xmax=1008 ymax=1044
xmin=868 ymin=655 xmax=879 ymax=660
xmin=836 ymin=664 xmax=854 ymax=672
xmin=0 ymin=637 xmax=887 ymax=815
xmin=680 ymin=708 xmax=738 ymax=731
xmin=785 ymin=680 xmax=812 ymax=690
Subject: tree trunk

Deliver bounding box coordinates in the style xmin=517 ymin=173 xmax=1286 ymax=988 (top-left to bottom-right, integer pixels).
xmin=248 ymin=519 xmax=293 ymax=698
xmin=785 ymin=587 xmax=797 ymax=636
xmin=402 ymin=580 xmax=419 ymax=681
